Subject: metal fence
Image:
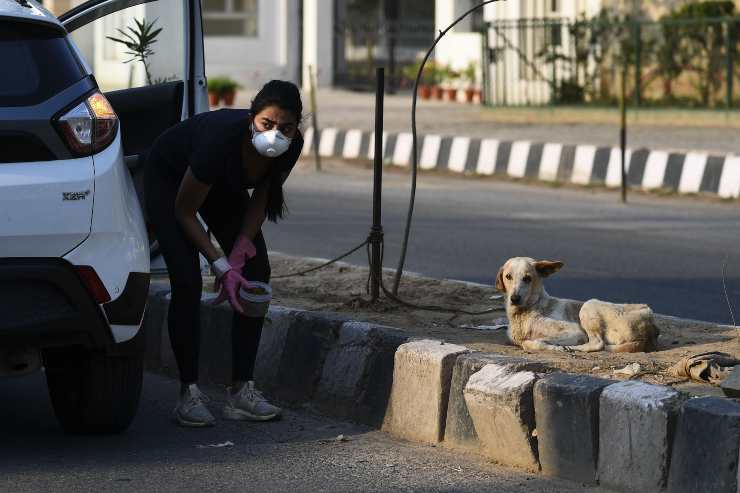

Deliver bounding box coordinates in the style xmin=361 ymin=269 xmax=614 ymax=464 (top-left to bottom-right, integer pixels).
xmin=484 ymin=16 xmax=740 ymax=109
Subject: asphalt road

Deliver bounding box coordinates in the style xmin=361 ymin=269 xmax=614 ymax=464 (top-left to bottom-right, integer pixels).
xmin=266 ymin=158 xmax=740 ymax=324
xmin=0 ymin=371 xmax=600 ymax=493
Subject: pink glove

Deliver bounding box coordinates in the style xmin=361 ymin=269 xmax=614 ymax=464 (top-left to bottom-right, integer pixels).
xmin=228 ymin=235 xmax=257 ymax=271
xmin=211 ymin=257 xmax=253 ymax=315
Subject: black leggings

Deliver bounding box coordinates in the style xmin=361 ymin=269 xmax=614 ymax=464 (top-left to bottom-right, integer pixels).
xmin=144 ymin=158 xmax=270 ymax=385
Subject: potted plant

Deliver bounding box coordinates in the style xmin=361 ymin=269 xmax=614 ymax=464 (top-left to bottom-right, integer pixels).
xmin=463 ymin=62 xmax=478 ymax=103
xmin=207 ymin=77 xmax=224 ymax=106
xmin=220 ymin=77 xmax=240 ymax=106
xmin=442 ymin=65 xmax=460 ymax=102
xmin=403 ymin=61 xmax=432 ymax=100
xmin=428 ymin=62 xmax=444 ymax=100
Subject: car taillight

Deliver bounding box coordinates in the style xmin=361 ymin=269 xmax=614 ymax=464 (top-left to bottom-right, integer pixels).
xmin=75 ymin=265 xmax=112 ymax=304
xmin=57 ymin=92 xmax=118 ymax=156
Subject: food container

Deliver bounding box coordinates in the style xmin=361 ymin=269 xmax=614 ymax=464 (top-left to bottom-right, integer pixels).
xmin=238 ymin=282 xmax=272 ymax=317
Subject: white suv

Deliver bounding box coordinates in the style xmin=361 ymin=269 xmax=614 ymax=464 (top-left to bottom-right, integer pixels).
xmin=0 ymin=0 xmax=207 ymax=433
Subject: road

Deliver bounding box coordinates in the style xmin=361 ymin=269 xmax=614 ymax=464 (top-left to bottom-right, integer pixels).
xmin=266 ymin=158 xmax=740 ymax=324
xmin=0 ymin=371 xmax=600 ymax=492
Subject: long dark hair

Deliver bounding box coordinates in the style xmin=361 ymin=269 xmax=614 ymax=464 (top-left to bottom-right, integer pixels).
xmin=250 ymin=80 xmax=303 ymax=223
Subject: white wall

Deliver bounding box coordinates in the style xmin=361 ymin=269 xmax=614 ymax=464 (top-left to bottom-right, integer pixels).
xmin=205 ymin=0 xmax=301 ymax=90
xmin=434 ymin=0 xmax=483 ymax=88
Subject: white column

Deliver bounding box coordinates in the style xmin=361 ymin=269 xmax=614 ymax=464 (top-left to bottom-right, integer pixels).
xmin=302 ymin=0 xmax=334 ymax=90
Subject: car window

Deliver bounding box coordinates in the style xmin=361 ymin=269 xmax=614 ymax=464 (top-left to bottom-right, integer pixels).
xmin=69 ymin=0 xmax=186 ymax=92
xmin=0 ymin=22 xmax=85 ymax=107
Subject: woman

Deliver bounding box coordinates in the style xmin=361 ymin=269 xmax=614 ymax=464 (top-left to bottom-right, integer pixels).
xmin=144 ymin=80 xmax=304 ymax=427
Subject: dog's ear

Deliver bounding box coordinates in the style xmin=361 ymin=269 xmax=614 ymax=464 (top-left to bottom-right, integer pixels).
xmin=495 ymin=265 xmax=506 ymax=292
xmin=534 ymin=260 xmax=564 ymax=278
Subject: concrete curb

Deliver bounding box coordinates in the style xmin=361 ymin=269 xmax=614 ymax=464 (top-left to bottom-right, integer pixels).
xmin=302 ymin=126 xmax=740 ymax=199
xmin=144 ymin=289 xmax=740 ymax=490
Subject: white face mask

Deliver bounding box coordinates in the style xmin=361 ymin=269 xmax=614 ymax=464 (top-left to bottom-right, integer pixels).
xmin=251 ymin=121 xmax=292 ymax=158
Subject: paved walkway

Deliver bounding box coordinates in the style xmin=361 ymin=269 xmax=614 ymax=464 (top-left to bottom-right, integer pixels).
xmin=235 ymin=89 xmax=739 ymax=155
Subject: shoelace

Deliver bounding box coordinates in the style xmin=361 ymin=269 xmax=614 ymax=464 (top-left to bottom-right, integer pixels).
xmin=238 ymin=384 xmax=267 ymax=404
xmin=183 ymin=387 xmax=211 ymax=411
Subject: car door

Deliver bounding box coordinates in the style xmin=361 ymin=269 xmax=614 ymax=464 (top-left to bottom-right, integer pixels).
xmin=58 ymin=0 xmax=208 ymax=221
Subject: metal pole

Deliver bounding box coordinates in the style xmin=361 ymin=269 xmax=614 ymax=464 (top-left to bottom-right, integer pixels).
xmin=726 ymin=21 xmax=734 ymax=109
xmin=620 ymin=58 xmax=628 ymax=204
xmin=308 ymin=64 xmax=322 ymax=172
xmin=370 ymin=67 xmax=385 ymax=302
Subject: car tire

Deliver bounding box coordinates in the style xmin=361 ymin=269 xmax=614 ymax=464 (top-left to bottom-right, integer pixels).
xmin=44 ymin=349 xmax=143 ymax=434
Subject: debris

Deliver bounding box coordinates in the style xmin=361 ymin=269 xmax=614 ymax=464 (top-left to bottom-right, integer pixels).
xmin=196 ymin=441 xmax=234 ymax=449
xmin=614 ymin=363 xmax=642 ymax=377
xmin=489 ymin=294 xmax=504 ymax=300
xmin=460 ymin=317 xmax=508 ymax=331
xmin=669 ymin=352 xmax=740 ymax=385
xmin=592 ymin=366 xmax=601 ymax=372
xmin=319 ymin=434 xmax=350 ymax=443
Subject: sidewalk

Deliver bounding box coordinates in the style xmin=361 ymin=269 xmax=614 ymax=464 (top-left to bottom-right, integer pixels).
xmin=235 ymin=88 xmax=740 ymax=156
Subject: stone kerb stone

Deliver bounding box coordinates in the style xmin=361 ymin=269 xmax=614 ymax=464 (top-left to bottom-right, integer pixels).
xmin=313 ymin=321 xmax=408 ymax=427
xmin=667 ymin=396 xmax=740 ymax=493
xmin=254 ymin=309 xmax=346 ymax=405
xmin=534 ymin=373 xmax=613 ymax=484
xmin=382 ymin=339 xmax=469 ymax=444
xmin=445 ymin=353 xmax=548 ymax=452
xmin=463 ymin=364 xmax=540 ymax=472
xmin=598 ymin=380 xmax=684 ymax=492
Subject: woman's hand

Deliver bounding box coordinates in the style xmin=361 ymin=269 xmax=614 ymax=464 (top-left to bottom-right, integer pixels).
xmin=212 ymin=258 xmax=252 ymax=315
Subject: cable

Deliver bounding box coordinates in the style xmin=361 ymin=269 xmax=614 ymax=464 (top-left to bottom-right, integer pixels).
xmin=393 ymin=0 xmax=503 ymax=295
xmin=271 ymin=240 xmax=369 ymax=279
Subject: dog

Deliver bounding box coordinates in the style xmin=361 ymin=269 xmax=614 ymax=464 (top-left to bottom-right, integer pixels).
xmin=496 ymin=257 xmax=659 ymax=353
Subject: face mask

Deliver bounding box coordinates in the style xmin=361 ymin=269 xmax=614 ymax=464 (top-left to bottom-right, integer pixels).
xmin=251 ymin=121 xmax=292 ymax=158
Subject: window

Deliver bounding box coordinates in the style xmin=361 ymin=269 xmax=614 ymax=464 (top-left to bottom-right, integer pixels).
xmin=69 ymin=0 xmax=185 ymax=92
xmin=203 ymin=0 xmax=258 ymax=37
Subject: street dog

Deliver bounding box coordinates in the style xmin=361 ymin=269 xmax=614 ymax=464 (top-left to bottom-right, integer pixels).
xmin=496 ymin=257 xmax=659 ymax=353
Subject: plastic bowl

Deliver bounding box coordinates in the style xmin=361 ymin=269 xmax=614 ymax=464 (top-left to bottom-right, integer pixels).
xmin=238 ymin=282 xmax=273 ymax=317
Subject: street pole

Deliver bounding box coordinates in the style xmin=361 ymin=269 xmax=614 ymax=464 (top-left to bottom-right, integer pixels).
xmin=370 ymin=67 xmax=385 ymax=302
xmin=308 ymin=64 xmax=322 ymax=172
xmin=620 ymin=50 xmax=628 ymax=204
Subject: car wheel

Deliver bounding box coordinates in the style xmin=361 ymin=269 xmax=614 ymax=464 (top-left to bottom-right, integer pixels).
xmin=44 ymin=348 xmax=143 ymax=434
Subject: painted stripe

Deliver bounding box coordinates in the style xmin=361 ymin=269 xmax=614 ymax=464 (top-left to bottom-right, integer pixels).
xmin=662 ymin=153 xmax=685 ymax=190
xmin=507 ymin=141 xmax=531 ymax=178
xmin=465 ymin=139 xmax=481 ymax=173
xmin=495 ymin=141 xmax=513 ymax=175
xmin=420 ymin=135 xmax=442 ymax=170
xmin=358 ymin=131 xmax=371 ymax=158
xmin=678 ymin=152 xmax=708 ymax=193
xmin=524 ymin=143 xmax=544 ymax=178
xmin=591 ymin=147 xmax=611 ymax=183
xmin=605 ymin=147 xmax=631 ymax=188
xmin=436 ymin=136 xmax=454 ymax=169
xmin=392 ymin=132 xmax=414 ymax=166
xmin=448 ymin=136 xmax=471 ymax=173
xmin=476 ymin=139 xmax=499 ymax=175
xmin=627 ymin=149 xmax=650 ymax=186
xmin=718 ymin=156 xmax=740 ymax=198
xmin=557 ymin=145 xmax=576 ymax=182
xmin=571 ymin=145 xmax=597 ymax=185
xmin=333 ymin=129 xmax=346 ymax=157
xmin=383 ymin=133 xmax=398 ymax=162
xmin=539 ymin=143 xmax=562 ymax=182
xmin=302 ymin=127 xmax=314 ymax=156
xmin=367 ymin=132 xmax=387 ymax=160
xmin=700 ymin=156 xmax=725 ymax=192
xmin=642 ymin=151 xmax=669 ymax=190
xmin=342 ymin=129 xmax=363 ymax=159
xmin=318 ymin=128 xmax=338 ymax=157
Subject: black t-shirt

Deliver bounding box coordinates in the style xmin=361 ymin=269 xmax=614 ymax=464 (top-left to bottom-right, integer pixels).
xmin=149 ymin=108 xmax=303 ymax=193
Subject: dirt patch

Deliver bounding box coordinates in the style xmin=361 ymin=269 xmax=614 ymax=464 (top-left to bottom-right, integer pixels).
xmin=207 ymin=253 xmax=739 ymax=395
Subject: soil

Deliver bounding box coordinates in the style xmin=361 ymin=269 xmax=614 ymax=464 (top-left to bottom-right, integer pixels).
xmin=207 ymin=253 xmax=739 ymax=395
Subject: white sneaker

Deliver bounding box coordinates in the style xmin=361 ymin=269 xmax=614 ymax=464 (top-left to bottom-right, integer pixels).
xmin=223 ymin=381 xmax=281 ymax=421
xmin=173 ymin=384 xmax=215 ymax=427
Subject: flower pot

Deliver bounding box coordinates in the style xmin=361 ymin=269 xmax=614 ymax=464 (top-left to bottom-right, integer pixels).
xmin=418 ymin=84 xmax=432 ymax=100
xmin=222 ymin=90 xmax=236 ymax=106
xmin=445 ymin=88 xmax=458 ymax=102
xmin=208 ymin=91 xmax=220 ymax=107
xmin=464 ymin=88 xmax=476 ymax=103
xmin=431 ymin=85 xmax=443 ymax=100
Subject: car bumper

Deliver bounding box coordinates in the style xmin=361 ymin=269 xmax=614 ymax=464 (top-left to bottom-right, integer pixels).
xmin=0 ymin=258 xmax=148 ymax=353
